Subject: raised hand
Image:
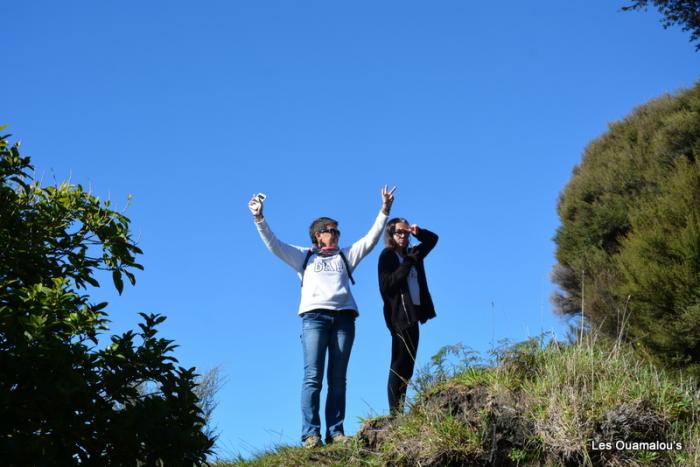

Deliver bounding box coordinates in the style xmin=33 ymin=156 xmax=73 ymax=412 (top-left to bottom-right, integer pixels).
xmin=248 ymin=194 xmax=264 ymax=218
xmin=381 ymin=185 xmax=397 ymax=215
xmin=409 ymin=224 xmax=421 ymax=236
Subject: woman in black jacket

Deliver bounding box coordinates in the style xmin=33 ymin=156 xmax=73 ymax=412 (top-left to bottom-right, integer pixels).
xmin=378 ymin=218 xmax=438 ymax=414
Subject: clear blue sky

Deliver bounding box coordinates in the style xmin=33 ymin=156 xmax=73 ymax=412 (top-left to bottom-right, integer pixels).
xmin=4 ymin=0 xmax=699 ymax=460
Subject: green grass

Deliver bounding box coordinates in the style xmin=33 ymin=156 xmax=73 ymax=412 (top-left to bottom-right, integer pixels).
xmin=214 ymin=334 xmax=700 ymax=466
xmin=212 ymin=438 xmax=380 ymax=467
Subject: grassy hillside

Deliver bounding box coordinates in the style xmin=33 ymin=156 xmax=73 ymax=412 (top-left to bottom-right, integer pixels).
xmin=216 ymin=335 xmax=699 ymax=466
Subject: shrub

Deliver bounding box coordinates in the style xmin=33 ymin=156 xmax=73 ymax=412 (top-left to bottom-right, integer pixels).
xmin=0 ymin=130 xmax=214 ymax=465
xmin=553 ymin=80 xmax=700 ymax=369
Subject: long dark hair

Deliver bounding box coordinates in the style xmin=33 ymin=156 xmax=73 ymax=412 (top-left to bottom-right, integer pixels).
xmin=384 ymin=217 xmax=410 ymax=250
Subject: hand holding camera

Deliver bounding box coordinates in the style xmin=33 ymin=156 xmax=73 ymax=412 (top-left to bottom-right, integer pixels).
xmin=248 ymin=193 xmax=266 ymax=220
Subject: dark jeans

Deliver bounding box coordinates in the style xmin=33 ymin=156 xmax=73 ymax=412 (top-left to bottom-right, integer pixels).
xmin=388 ymin=322 xmax=419 ymax=414
xmin=300 ymin=310 xmax=356 ymax=442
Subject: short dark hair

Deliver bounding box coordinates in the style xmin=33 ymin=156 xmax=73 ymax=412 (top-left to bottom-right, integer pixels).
xmin=384 ymin=217 xmax=410 ymax=249
xmin=309 ymin=217 xmax=338 ymax=246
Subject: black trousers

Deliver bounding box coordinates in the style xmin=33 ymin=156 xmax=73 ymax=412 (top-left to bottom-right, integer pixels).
xmin=388 ymin=322 xmax=420 ymax=414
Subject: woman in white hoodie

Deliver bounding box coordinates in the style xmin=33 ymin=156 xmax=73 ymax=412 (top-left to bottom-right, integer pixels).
xmin=247 ymin=186 xmax=395 ymax=448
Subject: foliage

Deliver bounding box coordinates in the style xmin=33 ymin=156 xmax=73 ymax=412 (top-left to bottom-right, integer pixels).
xmin=616 ymin=158 xmax=700 ymax=368
xmin=552 ymin=80 xmax=700 ymax=369
xmin=412 ymin=342 xmax=484 ymax=395
xmin=0 ymin=130 xmax=214 ymax=465
xmin=194 ymin=366 xmax=227 ymax=442
xmin=622 ymin=0 xmax=700 ymax=50
xmin=219 ymin=337 xmax=700 ymax=466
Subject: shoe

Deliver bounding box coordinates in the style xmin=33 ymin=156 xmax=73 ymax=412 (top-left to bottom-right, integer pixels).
xmin=303 ymin=435 xmax=322 ymax=448
xmin=327 ymin=434 xmax=351 ymax=445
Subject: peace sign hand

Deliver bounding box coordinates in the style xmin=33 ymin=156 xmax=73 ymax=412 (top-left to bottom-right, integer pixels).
xmin=381 ymin=185 xmax=397 ymax=215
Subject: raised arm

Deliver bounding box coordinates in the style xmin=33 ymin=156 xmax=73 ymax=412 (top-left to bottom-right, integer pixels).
xmin=378 ymin=225 xmax=438 ymax=294
xmin=248 ymin=194 xmax=307 ymax=272
xmin=345 ymin=185 xmax=396 ymax=268
xmin=408 ymin=226 xmax=438 ymax=260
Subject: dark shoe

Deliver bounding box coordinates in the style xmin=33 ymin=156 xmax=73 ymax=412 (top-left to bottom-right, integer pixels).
xmin=303 ymin=435 xmax=322 ymax=449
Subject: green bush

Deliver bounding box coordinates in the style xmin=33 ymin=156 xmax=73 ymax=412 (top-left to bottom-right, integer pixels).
xmin=0 ymin=130 xmax=214 ymax=465
xmin=553 ymin=80 xmax=700 ymax=369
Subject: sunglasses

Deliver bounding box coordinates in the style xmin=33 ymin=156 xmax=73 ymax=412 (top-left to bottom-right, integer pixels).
xmin=318 ymin=228 xmax=341 ymax=236
xmin=393 ymin=229 xmax=411 ymax=237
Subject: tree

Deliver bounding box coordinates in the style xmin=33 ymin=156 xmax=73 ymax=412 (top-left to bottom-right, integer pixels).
xmin=552 ymin=80 xmax=700 ymax=370
xmin=615 ymin=158 xmax=700 ymax=363
xmin=622 ymin=0 xmax=700 ymax=50
xmin=0 ymin=129 xmax=214 ymax=465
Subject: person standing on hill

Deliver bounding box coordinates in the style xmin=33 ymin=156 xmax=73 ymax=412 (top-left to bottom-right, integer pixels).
xmin=248 ymin=186 xmax=395 ymax=448
xmin=378 ymin=218 xmax=438 ymax=414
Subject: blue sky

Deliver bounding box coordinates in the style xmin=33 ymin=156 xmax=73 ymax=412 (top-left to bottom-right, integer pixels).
xmin=4 ymin=0 xmax=699 ymax=459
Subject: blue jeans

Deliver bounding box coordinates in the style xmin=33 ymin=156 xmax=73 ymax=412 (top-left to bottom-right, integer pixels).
xmin=300 ymin=310 xmax=356 ymax=442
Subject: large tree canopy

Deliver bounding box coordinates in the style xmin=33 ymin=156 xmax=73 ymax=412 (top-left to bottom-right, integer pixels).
xmin=623 ymin=0 xmax=700 ymax=50
xmin=553 ymin=81 xmax=700 ymax=370
xmin=0 ymin=129 xmax=214 ymax=465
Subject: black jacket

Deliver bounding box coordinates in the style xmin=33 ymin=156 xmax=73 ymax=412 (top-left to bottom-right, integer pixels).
xmin=378 ymin=228 xmax=438 ymax=331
